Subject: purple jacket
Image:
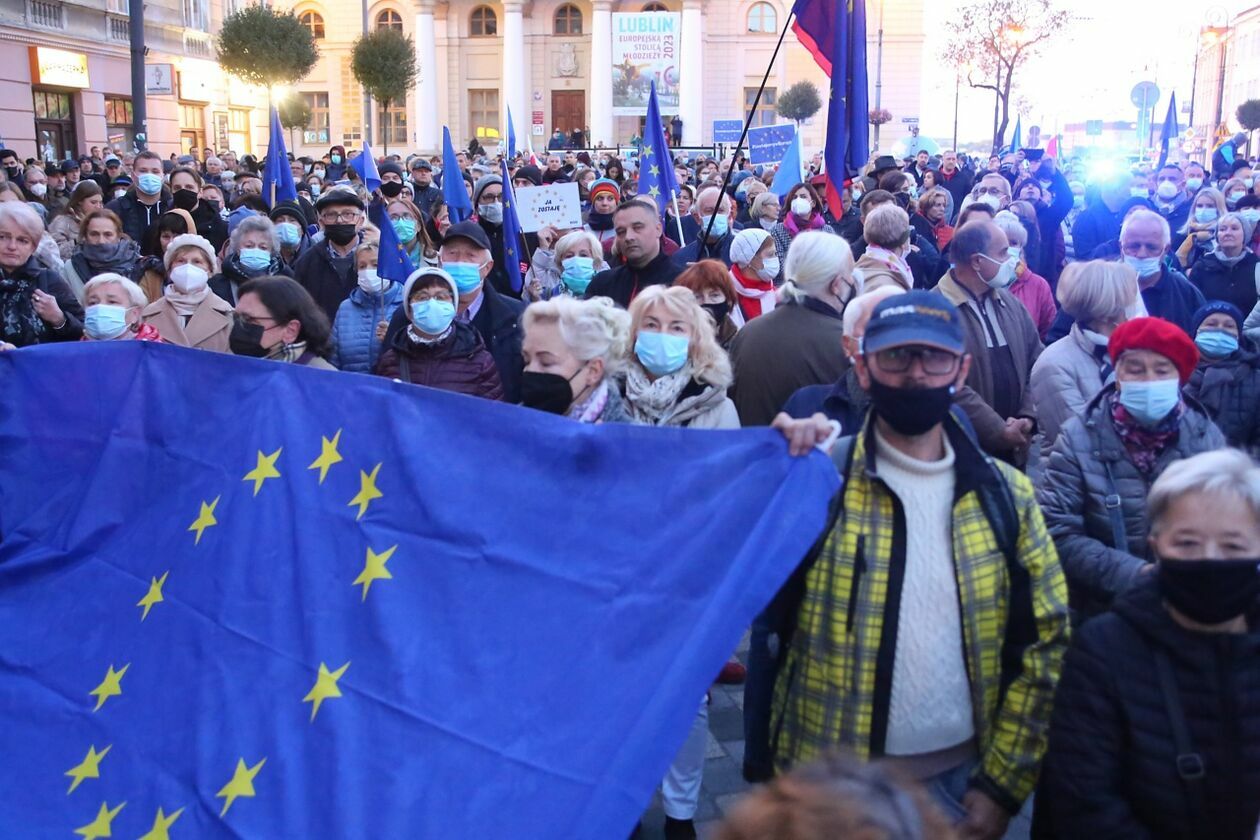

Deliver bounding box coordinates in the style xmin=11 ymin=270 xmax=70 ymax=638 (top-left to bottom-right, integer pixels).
xmin=373 ymin=319 xmax=504 ymax=401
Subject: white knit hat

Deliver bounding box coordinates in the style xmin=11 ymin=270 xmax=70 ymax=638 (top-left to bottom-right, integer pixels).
xmin=163 ymin=233 xmax=219 ymax=273
xmin=402 ymin=266 xmax=458 ymax=306
xmin=730 ymin=228 xmax=772 ymax=267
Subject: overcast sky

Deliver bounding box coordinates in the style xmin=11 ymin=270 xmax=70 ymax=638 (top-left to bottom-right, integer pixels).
xmin=915 ymin=0 xmax=1228 ymax=145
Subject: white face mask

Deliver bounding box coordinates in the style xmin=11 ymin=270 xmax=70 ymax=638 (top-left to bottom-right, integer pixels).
xmin=169 ymin=263 xmax=209 ymax=294
xmin=790 ymin=197 xmax=813 ymax=217
xmin=978 ymin=193 xmax=1002 ymax=210
xmin=1155 ymin=181 xmax=1180 ymax=200
xmin=357 ymin=268 xmax=387 ymax=294
xmin=757 ymin=256 xmax=781 ymax=282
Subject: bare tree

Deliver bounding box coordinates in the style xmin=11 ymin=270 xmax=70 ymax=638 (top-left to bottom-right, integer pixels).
xmin=942 ymin=0 xmax=1074 ymax=152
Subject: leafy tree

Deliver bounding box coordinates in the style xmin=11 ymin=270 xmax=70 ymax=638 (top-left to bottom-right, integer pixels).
xmin=776 ymin=81 xmax=823 ymax=126
xmin=1237 ymin=100 xmax=1260 ymax=159
xmin=278 ymin=95 xmax=312 ymax=151
xmin=216 ymin=6 xmax=318 ymax=98
xmin=942 ymin=0 xmax=1074 ymax=153
xmin=352 ymin=29 xmax=419 ymax=155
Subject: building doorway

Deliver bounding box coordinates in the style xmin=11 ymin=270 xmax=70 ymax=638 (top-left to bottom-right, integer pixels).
xmin=550 ymin=91 xmax=585 ymax=138
xmin=33 ymin=89 xmax=77 ymax=163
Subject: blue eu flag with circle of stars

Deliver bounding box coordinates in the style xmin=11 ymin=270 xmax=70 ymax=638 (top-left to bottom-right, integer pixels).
xmin=367 ymin=196 xmax=416 ymax=285
xmin=0 ymin=342 xmax=836 ymax=837
xmin=498 ymin=158 xmax=525 ymax=294
xmin=636 ymin=81 xmax=679 ymax=224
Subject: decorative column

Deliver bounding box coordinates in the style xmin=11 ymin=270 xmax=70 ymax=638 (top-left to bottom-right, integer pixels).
xmin=590 ymin=0 xmax=614 ymax=147
xmin=415 ymin=0 xmax=440 ymax=152
xmin=680 ymin=0 xmax=703 ymax=146
xmin=502 ymin=0 xmax=528 ymax=151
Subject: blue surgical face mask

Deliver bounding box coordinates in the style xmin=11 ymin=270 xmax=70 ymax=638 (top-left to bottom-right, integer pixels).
xmin=1195 ymin=329 xmax=1239 ymax=359
xmin=478 ymin=203 xmax=503 ymax=225
xmin=1228 ymin=191 xmax=1245 ymax=206
xmin=1129 ymin=187 xmax=1149 ymax=198
xmin=331 ymin=154 xmax=343 ymax=165
xmin=561 ymin=256 xmax=596 ymax=294
xmin=699 ymin=213 xmax=728 ymax=239
xmin=443 ymin=261 xmax=484 ymax=294
xmin=1247 ymin=177 xmax=1256 ymax=189
xmin=276 ymin=222 xmax=302 ymax=247
xmin=1073 ymin=195 xmax=1085 ymax=209
xmin=1123 ymin=254 xmax=1162 ymax=277
xmin=137 ymin=173 xmax=163 ymax=195
xmin=392 ymin=218 xmax=417 ymax=242
xmin=84 ymin=303 xmax=129 ymax=340
xmin=1194 ymin=207 xmax=1219 ymax=224
xmin=238 ymin=247 xmax=271 ymax=271
xmin=1242 ymin=209 xmax=1260 ymax=224
xmin=1187 ymin=177 xmax=1204 ymax=191
xmin=634 ymin=330 xmax=690 ymax=376
xmin=309 ymin=184 xmax=322 ymax=197
xmin=410 ymin=299 xmax=456 ymax=334
xmin=1118 ymin=378 xmax=1181 ymax=426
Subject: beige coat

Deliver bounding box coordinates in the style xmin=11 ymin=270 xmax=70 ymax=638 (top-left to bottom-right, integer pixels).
xmin=1029 ymin=324 xmax=1110 ymax=457
xmin=49 ymin=213 xmax=80 ymax=260
xmin=854 ymin=251 xmax=912 ymax=293
xmin=141 ymin=293 xmax=234 ymax=353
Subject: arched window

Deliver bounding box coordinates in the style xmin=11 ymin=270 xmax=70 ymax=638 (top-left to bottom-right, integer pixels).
xmin=299 ymin=10 xmax=325 ymax=39
xmin=642 ymin=2 xmax=668 ymax=10
xmin=376 ymin=9 xmax=402 ymax=31
xmin=470 ymin=5 xmax=497 ymax=36
xmin=746 ymin=2 xmax=776 ymax=32
xmin=554 ymin=4 xmax=582 ymax=35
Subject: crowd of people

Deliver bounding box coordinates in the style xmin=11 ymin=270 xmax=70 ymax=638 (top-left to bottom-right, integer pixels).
xmin=2 ymin=137 xmax=1259 ymax=840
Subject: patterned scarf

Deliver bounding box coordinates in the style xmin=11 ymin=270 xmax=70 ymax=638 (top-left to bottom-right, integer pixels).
xmin=728 ymin=263 xmax=777 ymax=324
xmin=1110 ymin=398 xmax=1183 ymax=476
xmin=783 ymin=211 xmax=824 ymax=237
xmin=623 ymin=364 xmax=693 ymax=426
xmin=0 ymin=273 xmax=44 ymax=347
xmin=569 ymin=379 xmax=610 ymax=424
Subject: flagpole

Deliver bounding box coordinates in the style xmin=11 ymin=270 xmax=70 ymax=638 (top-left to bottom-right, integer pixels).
xmin=700 ymin=5 xmax=796 ymax=245
xmin=670 ymin=193 xmax=687 ymax=246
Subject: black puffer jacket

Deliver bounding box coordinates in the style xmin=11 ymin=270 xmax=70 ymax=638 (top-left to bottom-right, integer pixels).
xmin=1186 ymin=344 xmax=1260 ymax=455
xmin=1036 ymin=385 xmax=1226 ymax=618
xmin=1035 ymin=578 xmax=1260 ymax=839
xmin=1188 ymin=251 xmax=1260 ymax=317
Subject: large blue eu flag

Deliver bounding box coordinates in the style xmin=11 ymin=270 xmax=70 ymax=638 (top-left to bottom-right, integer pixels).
xmin=0 ymin=342 xmax=837 ymax=837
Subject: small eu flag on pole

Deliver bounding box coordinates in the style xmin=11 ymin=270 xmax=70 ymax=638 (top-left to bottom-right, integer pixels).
xmin=1158 ymin=93 xmax=1179 ymax=169
xmin=349 ymin=141 xmax=382 ymax=195
xmin=498 ymin=158 xmax=525 ymax=294
xmin=442 ymin=127 xmax=473 ymax=224
xmin=638 ymin=81 xmax=684 ymax=244
xmin=368 ymin=197 xmax=415 ymax=286
xmin=507 ymin=105 xmax=518 ymax=161
xmin=262 ymin=107 xmax=298 ymax=209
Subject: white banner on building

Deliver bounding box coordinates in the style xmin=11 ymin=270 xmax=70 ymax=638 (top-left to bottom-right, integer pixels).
xmin=611 ymin=12 xmax=681 ymax=116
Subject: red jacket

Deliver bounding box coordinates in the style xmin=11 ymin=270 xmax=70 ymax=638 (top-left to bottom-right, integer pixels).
xmin=373 ymin=320 xmax=504 ymax=401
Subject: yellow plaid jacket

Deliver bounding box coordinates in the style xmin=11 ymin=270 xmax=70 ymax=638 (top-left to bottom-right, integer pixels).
xmin=770 ymin=414 xmax=1070 ymax=812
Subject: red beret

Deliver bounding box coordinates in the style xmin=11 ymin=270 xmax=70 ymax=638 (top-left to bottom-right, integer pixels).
xmin=1107 ymin=316 xmax=1199 ymax=384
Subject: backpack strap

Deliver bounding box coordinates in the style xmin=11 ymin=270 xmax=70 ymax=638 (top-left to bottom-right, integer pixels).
xmin=398 ymin=353 xmax=412 ymax=384
xmin=1099 ymin=459 xmax=1129 ymax=551
xmin=1151 ymin=644 xmax=1206 ymax=822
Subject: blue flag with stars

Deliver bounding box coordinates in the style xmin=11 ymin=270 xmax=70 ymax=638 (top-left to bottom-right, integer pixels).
xmin=636 ymin=81 xmax=679 ymax=223
xmin=367 ymin=196 xmax=415 ymax=285
xmin=261 ymin=107 xmax=298 ymax=209
xmin=0 ymin=342 xmax=836 ymax=837
xmin=349 ymin=141 xmax=382 ymax=194
xmin=441 ymin=126 xmax=473 ymax=224
xmin=498 ymin=158 xmax=525 ymax=294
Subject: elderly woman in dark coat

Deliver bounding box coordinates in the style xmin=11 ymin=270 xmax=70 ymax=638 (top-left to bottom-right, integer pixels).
xmin=373 ymin=266 xmax=504 ymax=401
xmin=1036 ymin=317 xmax=1226 ymax=619
xmin=1036 ymin=448 xmax=1260 ymax=839
xmin=1185 ymin=300 xmax=1260 ymax=455
xmin=0 ymin=201 xmax=83 ymax=348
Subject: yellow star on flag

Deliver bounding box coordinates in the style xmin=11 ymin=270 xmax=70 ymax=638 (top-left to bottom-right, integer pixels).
xmin=348 ymin=463 xmax=383 ymax=520
xmin=65 ymin=744 xmax=111 ymax=794
xmin=308 ymin=429 xmax=343 ymax=484
xmin=354 ymin=544 xmax=396 ymax=601
xmin=643 ymin=144 xmax=653 ymax=157
xmin=187 ymin=496 xmax=219 ymax=545
xmin=302 ymin=661 xmax=351 ymax=721
xmin=242 ymin=447 xmax=283 ymax=496
xmin=649 ymin=186 xmax=661 ymax=198
xmin=137 ymin=571 xmax=169 ymax=621
xmin=216 ymin=757 xmax=266 ymax=817
xmin=73 ymin=801 xmax=125 ymax=839
xmin=89 ymin=663 xmax=129 ymax=712
xmin=650 ymin=164 xmax=660 ymax=176
xmin=137 ymin=807 xmax=184 ymax=840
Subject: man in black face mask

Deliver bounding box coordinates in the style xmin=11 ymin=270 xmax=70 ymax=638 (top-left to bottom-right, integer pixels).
xmin=758 ymin=291 xmax=1069 ymax=840
xmin=293 ymin=187 xmax=364 ymax=321
xmin=377 ymin=161 xmax=406 ymax=200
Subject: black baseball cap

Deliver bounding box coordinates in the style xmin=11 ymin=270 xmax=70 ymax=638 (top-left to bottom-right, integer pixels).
xmin=861 ymin=291 xmax=965 ymax=356
xmin=440 ymin=220 xmax=492 ymax=251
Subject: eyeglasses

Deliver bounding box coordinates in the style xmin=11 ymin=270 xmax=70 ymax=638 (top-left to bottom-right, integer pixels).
xmin=320 ymin=211 xmax=361 ymax=224
xmin=234 ymin=313 xmax=276 ymax=328
xmin=872 ymin=346 xmax=960 ymax=375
